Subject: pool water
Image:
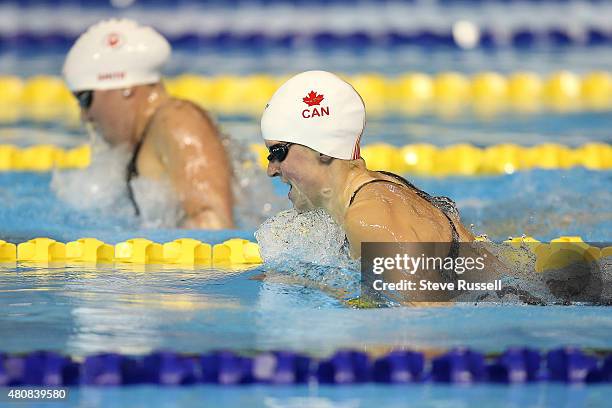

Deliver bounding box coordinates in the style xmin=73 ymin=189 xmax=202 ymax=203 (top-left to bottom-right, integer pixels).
xmin=25 ymin=383 xmax=612 ymax=408
xmin=3 ymin=258 xmax=612 ymax=356
xmin=2 ymin=118 xmax=611 ymax=404
xmin=1 ymin=99 xmax=612 ymax=406
xmin=2 ymin=4 xmax=612 ymax=404
xmin=0 ymin=163 xmax=609 ymax=243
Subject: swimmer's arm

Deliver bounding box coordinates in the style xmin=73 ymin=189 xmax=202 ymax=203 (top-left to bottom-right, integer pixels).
xmin=344 ymin=196 xmax=420 ymax=258
xmin=151 ymin=104 xmax=234 ymax=229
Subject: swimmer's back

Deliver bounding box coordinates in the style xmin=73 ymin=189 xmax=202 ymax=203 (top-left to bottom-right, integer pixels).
xmin=135 ymin=98 xmax=226 ymax=178
xmin=134 ymin=97 xmax=234 ymax=228
xmin=344 ymin=170 xmax=473 ymax=258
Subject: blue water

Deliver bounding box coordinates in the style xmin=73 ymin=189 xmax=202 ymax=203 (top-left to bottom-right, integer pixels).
xmin=2 ymin=17 xmax=612 ymax=405
xmin=22 ymin=384 xmax=612 ymax=408
xmin=6 ymin=47 xmax=612 ymax=78
xmin=0 ymin=166 xmax=609 ymax=244
xmin=2 ymin=261 xmax=612 ymax=357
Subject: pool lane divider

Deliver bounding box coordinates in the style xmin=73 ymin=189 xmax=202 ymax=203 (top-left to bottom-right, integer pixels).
xmin=255 ymin=142 xmax=612 ymax=175
xmin=1 ymin=347 xmax=611 ymax=386
xmin=0 ymin=142 xmax=610 ymax=175
xmin=0 ymin=236 xmax=609 ymax=272
xmin=1 ymin=71 xmax=611 ymax=123
xmin=0 ymin=237 xmax=263 ymax=267
xmin=6 ymin=25 xmax=612 ymax=51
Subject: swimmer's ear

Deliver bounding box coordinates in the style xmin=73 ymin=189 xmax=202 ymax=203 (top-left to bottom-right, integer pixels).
xmin=319 ymin=154 xmax=333 ymax=164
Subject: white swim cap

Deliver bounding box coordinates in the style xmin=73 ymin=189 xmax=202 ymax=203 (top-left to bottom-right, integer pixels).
xmin=63 ymin=19 xmax=171 ymax=92
xmin=261 ymin=70 xmax=366 ymax=160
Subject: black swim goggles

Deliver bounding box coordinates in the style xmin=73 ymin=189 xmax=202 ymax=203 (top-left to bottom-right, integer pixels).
xmin=74 ymin=90 xmax=94 ymax=110
xmin=267 ymin=142 xmax=294 ymax=163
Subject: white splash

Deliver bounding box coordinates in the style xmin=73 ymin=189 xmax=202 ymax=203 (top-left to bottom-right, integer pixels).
xmin=51 ymin=142 xmax=135 ymax=219
xmin=255 ymin=208 xmax=350 ymax=266
xmin=51 ymin=131 xmax=288 ymax=229
xmin=130 ymin=176 xmax=185 ymax=228
xmin=51 ymin=137 xmax=185 ymax=227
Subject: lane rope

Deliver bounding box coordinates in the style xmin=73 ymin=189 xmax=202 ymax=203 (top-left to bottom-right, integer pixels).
xmin=0 ymin=347 xmax=610 ymax=386
xmin=3 ymin=0 xmax=612 ymax=50
xmin=0 ymin=142 xmax=609 ymax=174
xmin=0 ymin=236 xmax=608 ymax=273
xmin=0 ymin=71 xmax=611 ymax=123
xmin=0 ymin=237 xmax=262 ymax=266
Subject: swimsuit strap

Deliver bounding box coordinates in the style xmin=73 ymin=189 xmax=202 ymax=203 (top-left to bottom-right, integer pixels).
xmin=126 ymin=136 xmax=145 ymax=216
xmin=348 ymin=178 xmax=397 ymax=206
xmin=126 ymin=103 xmax=166 ymax=216
xmin=377 ymin=171 xmax=460 ymax=258
xmin=348 ymin=171 xmax=460 ymax=259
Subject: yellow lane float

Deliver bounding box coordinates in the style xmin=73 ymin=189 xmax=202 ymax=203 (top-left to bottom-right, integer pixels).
xmin=2 ymin=237 xmax=607 ymax=272
xmin=0 ymin=142 xmax=608 ymax=175
xmin=7 ymin=237 xmax=263 ymax=266
xmin=1 ymin=71 xmax=611 ymax=122
xmin=503 ymin=236 xmax=610 ymax=273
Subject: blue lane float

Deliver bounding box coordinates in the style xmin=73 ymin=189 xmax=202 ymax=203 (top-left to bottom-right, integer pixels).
xmin=1 ymin=348 xmax=611 ymax=386
xmin=487 ymin=348 xmax=541 ymax=383
xmin=372 ymin=350 xmax=425 ymax=383
xmin=1 ymin=27 xmax=611 ymax=53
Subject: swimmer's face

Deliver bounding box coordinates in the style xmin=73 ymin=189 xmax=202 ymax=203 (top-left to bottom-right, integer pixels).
xmin=80 ymin=88 xmax=137 ymax=146
xmin=265 ymin=141 xmax=328 ymax=212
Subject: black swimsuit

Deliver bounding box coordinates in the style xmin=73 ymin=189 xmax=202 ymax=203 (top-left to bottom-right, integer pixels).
xmin=125 ymin=103 xmax=168 ymax=217
xmin=348 ymin=171 xmax=461 ymax=260
xmin=126 ymin=136 xmax=145 ymax=216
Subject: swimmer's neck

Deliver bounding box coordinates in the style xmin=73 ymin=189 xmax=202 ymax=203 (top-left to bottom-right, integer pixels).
xmin=318 ymin=158 xmax=375 ymax=224
xmin=131 ymin=83 xmax=169 ymax=147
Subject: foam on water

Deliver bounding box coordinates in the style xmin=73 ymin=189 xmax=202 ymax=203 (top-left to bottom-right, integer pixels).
xmin=255 ymin=209 xmax=611 ymax=305
xmin=51 ymin=142 xmax=138 ymax=221
xmin=255 ymin=208 xmax=349 ymax=266
xmin=255 ymin=208 xmax=360 ymax=294
xmin=50 ymin=131 xmax=288 ymax=229
xmin=130 ymin=176 xmax=185 ymax=228
xmin=51 ymin=139 xmax=187 ymax=228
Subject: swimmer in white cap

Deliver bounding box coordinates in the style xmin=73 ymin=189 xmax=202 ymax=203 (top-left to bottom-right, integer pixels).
xmin=261 ymin=70 xmax=474 ymax=259
xmin=63 ymin=19 xmax=233 ymax=229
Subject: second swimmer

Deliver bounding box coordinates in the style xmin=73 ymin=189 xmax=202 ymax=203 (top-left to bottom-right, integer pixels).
xmin=261 ymin=70 xmax=474 ymax=259
xmin=63 ymin=19 xmax=233 ymax=229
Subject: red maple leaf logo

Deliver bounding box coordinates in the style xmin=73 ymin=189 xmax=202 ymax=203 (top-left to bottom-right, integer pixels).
xmin=106 ymin=33 xmax=121 ymax=48
xmin=302 ymin=91 xmax=324 ymax=106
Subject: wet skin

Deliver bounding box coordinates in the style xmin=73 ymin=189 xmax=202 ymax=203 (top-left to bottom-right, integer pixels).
xmin=265 ymin=141 xmax=474 ymax=259
xmin=81 ymin=83 xmax=234 ymax=229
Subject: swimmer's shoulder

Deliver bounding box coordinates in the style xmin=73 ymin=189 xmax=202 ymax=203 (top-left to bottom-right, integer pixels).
xmin=349 ymin=177 xmax=423 ymax=211
xmin=147 ymin=98 xmax=221 ymax=148
xmin=149 ymin=98 xmax=217 ymax=132
xmin=346 ymin=180 xmax=453 ymax=241
xmin=344 ymin=184 xmax=410 ymax=239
